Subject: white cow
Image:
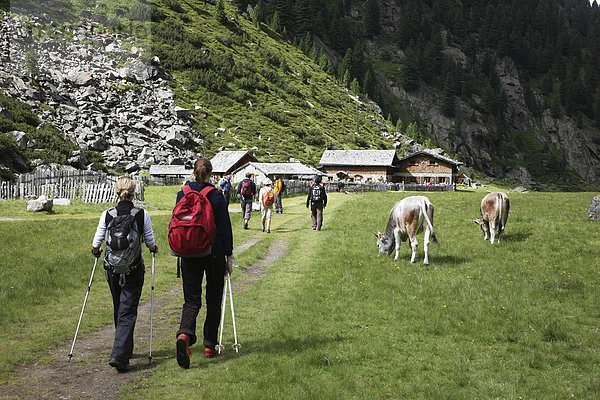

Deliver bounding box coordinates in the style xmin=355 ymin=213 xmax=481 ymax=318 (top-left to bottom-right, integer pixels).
xmin=375 ymin=196 xmax=438 ymax=265
xmin=474 ymin=192 xmax=510 ymax=244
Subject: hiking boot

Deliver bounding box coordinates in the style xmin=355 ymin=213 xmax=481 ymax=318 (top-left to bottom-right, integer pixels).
xmin=243 ymin=222 xmax=248 ymax=230
xmin=109 ymin=358 xmax=130 ymax=373
xmin=176 ymin=334 xmax=191 ymax=369
xmin=267 ymin=229 xmax=270 ymax=233
xmin=204 ymin=347 xmax=216 ymax=358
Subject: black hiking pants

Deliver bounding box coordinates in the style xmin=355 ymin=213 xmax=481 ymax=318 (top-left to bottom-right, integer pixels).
xmin=311 ymin=202 xmax=324 ymax=231
xmin=105 ymin=265 xmax=144 ymax=365
xmin=177 ymin=254 xmax=226 ymax=349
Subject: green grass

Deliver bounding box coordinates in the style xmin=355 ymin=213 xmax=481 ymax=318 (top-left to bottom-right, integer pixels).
xmin=1 ymin=189 xmax=600 ymax=398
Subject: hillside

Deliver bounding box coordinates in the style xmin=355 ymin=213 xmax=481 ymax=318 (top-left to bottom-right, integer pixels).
xmin=0 ymin=0 xmax=414 ymax=179
xmin=244 ymin=0 xmax=600 ymax=188
xmin=2 ymin=0 xmax=599 ymax=190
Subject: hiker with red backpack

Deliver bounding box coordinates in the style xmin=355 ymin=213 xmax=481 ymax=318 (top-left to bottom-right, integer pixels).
xmin=306 ymin=175 xmax=328 ymax=231
xmin=170 ymin=158 xmax=233 ymax=369
xmin=259 ymin=179 xmax=275 ymax=233
xmin=237 ymin=172 xmax=256 ymax=230
xmin=91 ymin=176 xmax=158 ymax=373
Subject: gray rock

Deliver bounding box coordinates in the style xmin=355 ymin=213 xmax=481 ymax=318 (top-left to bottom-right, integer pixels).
xmin=68 ymin=150 xmax=88 ymax=168
xmin=125 ymin=161 xmax=140 ymax=173
xmin=66 ymin=69 xmax=95 ymax=86
xmin=27 ymin=195 xmax=53 ymax=212
xmin=11 ymin=130 xmax=27 ymax=148
xmin=589 ymin=195 xmax=600 ymax=221
xmin=120 ymin=62 xmax=161 ymax=83
xmin=53 ymin=198 xmax=71 ymax=206
xmin=90 ymin=136 xmax=109 ymax=151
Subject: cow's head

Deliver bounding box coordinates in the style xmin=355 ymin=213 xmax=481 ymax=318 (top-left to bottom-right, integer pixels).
xmin=473 ymin=218 xmax=486 ymax=233
xmin=374 ymin=231 xmax=395 ymax=256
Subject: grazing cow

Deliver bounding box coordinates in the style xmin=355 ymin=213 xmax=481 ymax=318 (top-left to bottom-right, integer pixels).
xmin=374 ymin=196 xmax=438 ymax=265
xmin=474 ymin=192 xmax=510 ymax=244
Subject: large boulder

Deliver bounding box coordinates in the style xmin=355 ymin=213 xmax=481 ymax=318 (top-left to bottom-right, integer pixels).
xmin=589 ymin=195 xmax=600 ymax=221
xmin=66 ymin=68 xmax=95 ymax=86
xmin=27 ymin=195 xmax=53 ymax=212
xmin=120 ymin=62 xmax=161 ymax=83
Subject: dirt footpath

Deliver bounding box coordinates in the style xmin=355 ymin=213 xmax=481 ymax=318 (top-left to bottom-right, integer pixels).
xmin=0 ymin=238 xmax=289 ymax=400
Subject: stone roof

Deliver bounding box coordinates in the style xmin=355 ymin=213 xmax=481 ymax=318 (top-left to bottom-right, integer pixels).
xmin=211 ymin=151 xmax=255 ymax=173
xmin=148 ymin=165 xmax=190 ymax=176
xmin=319 ymin=150 xmax=398 ymax=166
xmin=398 ymin=150 xmax=463 ymax=166
xmin=242 ymin=162 xmax=321 ymax=176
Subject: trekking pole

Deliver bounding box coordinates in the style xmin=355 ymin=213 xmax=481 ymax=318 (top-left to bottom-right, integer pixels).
xmin=228 ymin=275 xmax=241 ymax=353
xmin=68 ymin=256 xmax=99 ymax=362
xmin=149 ymin=252 xmax=155 ymax=364
xmin=216 ymin=271 xmax=229 ymax=355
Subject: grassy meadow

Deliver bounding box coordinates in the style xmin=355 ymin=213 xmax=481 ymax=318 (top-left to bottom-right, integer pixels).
xmin=1 ymin=187 xmax=599 ymax=398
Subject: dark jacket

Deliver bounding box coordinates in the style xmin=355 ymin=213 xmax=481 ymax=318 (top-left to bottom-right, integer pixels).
xmin=306 ymin=183 xmax=327 ymax=207
xmin=237 ymin=178 xmax=256 ymax=198
xmin=176 ymin=182 xmax=233 ymax=256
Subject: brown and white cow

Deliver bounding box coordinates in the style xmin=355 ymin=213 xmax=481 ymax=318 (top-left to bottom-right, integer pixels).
xmin=374 ymin=196 xmax=438 ymax=265
xmin=474 ymin=192 xmax=510 ymax=244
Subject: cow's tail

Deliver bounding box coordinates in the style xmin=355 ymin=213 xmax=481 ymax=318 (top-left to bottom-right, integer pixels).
xmin=420 ymin=199 xmax=438 ymax=244
xmin=497 ymin=192 xmax=506 ymax=230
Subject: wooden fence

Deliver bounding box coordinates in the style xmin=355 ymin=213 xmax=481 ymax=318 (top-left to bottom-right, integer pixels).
xmin=280 ymin=180 xmax=455 ymax=195
xmin=0 ymin=170 xmax=144 ymax=203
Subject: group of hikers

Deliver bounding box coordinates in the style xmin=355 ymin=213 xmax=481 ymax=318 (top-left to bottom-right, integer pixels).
xmin=89 ymin=158 xmax=328 ymax=372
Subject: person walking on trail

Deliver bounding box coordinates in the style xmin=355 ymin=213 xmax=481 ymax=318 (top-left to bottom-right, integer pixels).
xmin=237 ymin=172 xmax=256 ymax=230
xmin=175 ymin=158 xmax=233 ymax=369
xmin=218 ymin=175 xmax=232 ymax=208
xmin=273 ymin=175 xmax=285 ymax=214
xmin=306 ymin=175 xmax=327 ymax=231
xmin=91 ymin=176 xmax=158 ymax=373
xmin=259 ymin=179 xmax=275 ymax=233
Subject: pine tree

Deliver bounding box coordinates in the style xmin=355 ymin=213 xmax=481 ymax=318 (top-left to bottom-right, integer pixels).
xmin=214 ymin=0 xmax=226 ymax=24
xmin=441 ymin=72 xmax=456 ymax=117
xmin=252 ymin=0 xmax=264 ymax=27
xmin=270 ymin=11 xmax=281 ymax=33
xmin=350 ymin=78 xmax=360 ymax=94
xmin=363 ymin=0 xmax=380 ymax=37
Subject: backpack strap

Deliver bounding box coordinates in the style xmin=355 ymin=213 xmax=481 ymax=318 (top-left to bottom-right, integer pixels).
xmin=130 ymin=206 xmax=141 ymax=216
xmin=182 ymin=185 xmax=192 ymax=196
xmin=107 ymin=207 xmax=118 ymax=218
xmin=199 ymin=186 xmax=215 ymax=197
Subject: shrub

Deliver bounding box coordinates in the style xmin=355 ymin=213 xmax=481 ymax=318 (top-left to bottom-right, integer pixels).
xmin=128 ymin=3 xmax=152 ymax=21
xmin=189 ymin=69 xmax=228 ymax=93
xmin=260 ymin=107 xmax=288 ymax=125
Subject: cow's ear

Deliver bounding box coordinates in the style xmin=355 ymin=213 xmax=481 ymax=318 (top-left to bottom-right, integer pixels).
xmin=373 ymin=231 xmax=379 ymax=238
xmin=473 ymin=219 xmax=481 ymax=225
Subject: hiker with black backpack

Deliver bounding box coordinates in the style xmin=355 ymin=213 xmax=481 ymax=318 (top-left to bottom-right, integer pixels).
xmin=91 ymin=176 xmax=158 ymax=373
xmin=259 ymin=179 xmax=275 ymax=233
xmin=306 ymin=175 xmax=327 ymax=231
xmin=170 ymin=158 xmax=233 ymax=369
xmin=237 ymin=172 xmax=256 ymax=230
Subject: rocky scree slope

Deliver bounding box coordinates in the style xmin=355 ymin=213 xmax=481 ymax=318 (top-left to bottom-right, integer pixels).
xmin=0 ymin=13 xmax=199 ymax=172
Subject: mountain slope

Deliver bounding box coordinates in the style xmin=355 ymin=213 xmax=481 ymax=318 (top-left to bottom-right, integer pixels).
xmin=0 ymin=0 xmax=407 ymax=177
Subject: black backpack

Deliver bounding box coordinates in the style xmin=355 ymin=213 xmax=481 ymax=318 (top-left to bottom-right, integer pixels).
xmin=311 ymin=184 xmax=323 ymax=202
xmin=105 ymin=207 xmax=142 ymax=278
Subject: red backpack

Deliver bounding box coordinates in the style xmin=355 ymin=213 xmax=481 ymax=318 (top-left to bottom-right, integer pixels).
xmin=168 ymin=185 xmax=216 ymax=257
xmin=240 ymin=180 xmax=252 ymax=197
